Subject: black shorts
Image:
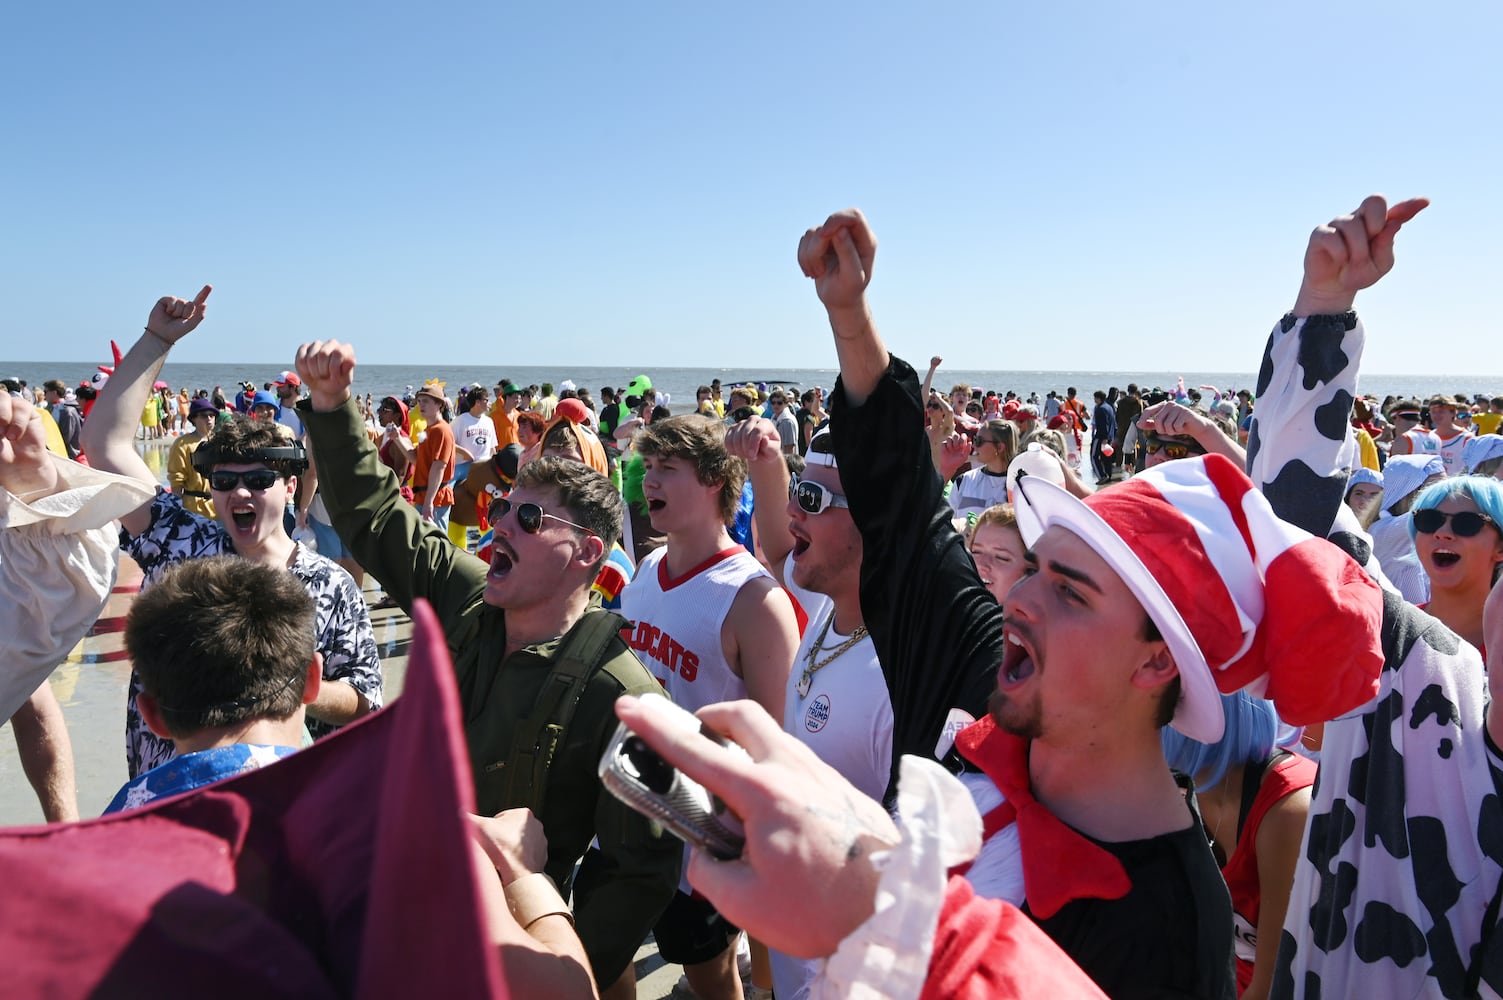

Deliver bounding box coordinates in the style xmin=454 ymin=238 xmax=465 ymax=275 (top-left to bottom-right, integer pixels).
xmin=652 ymin=889 xmax=740 ymax=966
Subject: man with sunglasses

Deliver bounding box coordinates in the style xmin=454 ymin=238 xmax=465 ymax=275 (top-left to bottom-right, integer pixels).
xmin=81 ymin=291 xmax=383 ymax=780
xmin=1133 ymin=398 xmax=1245 ymax=470
xmin=726 ymin=414 xmax=891 ymax=1000
xmin=293 ymin=339 xmax=679 ymax=1000
xmin=1387 ymin=398 xmax=1440 ymax=460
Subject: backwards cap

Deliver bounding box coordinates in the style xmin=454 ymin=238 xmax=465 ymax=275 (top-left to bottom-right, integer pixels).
xmin=1016 ymin=454 xmax=1383 ymax=742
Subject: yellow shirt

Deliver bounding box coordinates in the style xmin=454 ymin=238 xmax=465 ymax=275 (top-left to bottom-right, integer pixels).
xmin=1355 ymin=428 xmax=1380 ymax=471
xmin=168 ymin=430 xmax=216 ymax=519
xmin=41 ymin=409 xmax=68 ymax=457
xmin=1473 ymin=412 xmax=1502 ymax=436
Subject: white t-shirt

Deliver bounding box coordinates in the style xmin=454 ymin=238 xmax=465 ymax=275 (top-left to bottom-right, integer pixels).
xmin=771 ymin=554 xmax=895 ymax=1000
xmin=451 ymin=412 xmax=496 ymax=464
xmin=779 ymin=554 xmax=893 ymax=802
xmin=948 ymin=466 xmax=1010 ymax=516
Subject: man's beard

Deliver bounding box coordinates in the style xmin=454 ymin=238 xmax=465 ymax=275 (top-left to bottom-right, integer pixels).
xmin=988 ymin=687 xmax=1042 ymax=741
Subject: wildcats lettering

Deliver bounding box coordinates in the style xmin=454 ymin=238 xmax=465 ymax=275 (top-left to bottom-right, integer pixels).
xmin=625 ymin=620 xmax=700 ymax=682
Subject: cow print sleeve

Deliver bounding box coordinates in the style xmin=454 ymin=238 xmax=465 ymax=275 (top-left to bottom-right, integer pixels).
xmin=1246 ymin=312 xmax=1363 ymax=542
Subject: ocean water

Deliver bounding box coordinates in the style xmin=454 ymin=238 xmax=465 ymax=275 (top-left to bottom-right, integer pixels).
xmin=9 ymin=360 xmax=1503 ymax=413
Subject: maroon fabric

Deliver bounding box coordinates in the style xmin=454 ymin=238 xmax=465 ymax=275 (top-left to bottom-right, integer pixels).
xmin=0 ymin=600 xmax=505 ymax=999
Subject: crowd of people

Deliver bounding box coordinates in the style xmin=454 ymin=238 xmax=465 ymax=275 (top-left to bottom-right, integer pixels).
xmin=8 ymin=192 xmax=1503 ymax=999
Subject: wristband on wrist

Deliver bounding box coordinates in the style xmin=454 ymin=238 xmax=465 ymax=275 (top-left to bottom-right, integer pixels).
xmin=144 ymin=327 xmax=172 ymax=347
xmin=502 ymin=872 xmax=574 ymax=928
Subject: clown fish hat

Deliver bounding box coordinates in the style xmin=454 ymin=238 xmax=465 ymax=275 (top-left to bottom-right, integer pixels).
xmin=1016 ymin=454 xmax=1383 ymax=742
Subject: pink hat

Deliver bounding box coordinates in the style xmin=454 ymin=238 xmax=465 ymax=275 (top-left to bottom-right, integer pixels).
xmin=1015 ymin=454 xmax=1383 ymax=741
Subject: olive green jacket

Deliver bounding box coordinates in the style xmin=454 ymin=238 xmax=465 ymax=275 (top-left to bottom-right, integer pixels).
xmin=302 ymin=398 xmax=678 ymax=984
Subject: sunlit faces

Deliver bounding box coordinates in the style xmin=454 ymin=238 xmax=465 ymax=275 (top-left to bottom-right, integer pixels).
xmin=969 ymin=521 xmax=1028 ymax=606
xmin=210 ymin=462 xmax=293 ymax=548
xmin=1430 ymin=403 xmax=1459 ymax=435
xmin=1414 ymin=494 xmax=1503 ymax=592
xmin=483 ymin=485 xmax=599 ymax=610
xmin=989 ymin=526 xmax=1170 ymax=743
xmin=786 ymin=463 xmax=861 ymax=597
xmin=640 ymin=454 xmax=724 ymax=534
xmin=415 ymin=395 xmax=444 ymax=424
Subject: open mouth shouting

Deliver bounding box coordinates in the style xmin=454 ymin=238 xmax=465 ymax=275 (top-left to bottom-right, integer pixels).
xmin=229 ymin=504 xmax=259 ymax=532
xmin=789 ymin=523 xmax=812 ymax=559
xmin=998 ymin=623 xmax=1038 ymax=690
xmin=489 ymin=542 xmax=517 ymax=581
xmin=1429 ymin=547 xmax=1461 ymax=570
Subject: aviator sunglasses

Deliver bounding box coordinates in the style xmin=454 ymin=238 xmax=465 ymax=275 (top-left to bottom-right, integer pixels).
xmin=1412 ymin=509 xmax=1498 ymax=537
xmin=487 ymin=496 xmax=596 ymax=536
xmin=209 ymin=469 xmax=282 ymax=491
xmin=1142 ymin=431 xmax=1207 ymax=461
xmin=790 ymin=477 xmax=850 ymax=515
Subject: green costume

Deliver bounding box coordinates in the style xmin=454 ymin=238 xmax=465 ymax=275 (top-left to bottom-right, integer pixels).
xmin=302 ymin=398 xmax=679 ymax=985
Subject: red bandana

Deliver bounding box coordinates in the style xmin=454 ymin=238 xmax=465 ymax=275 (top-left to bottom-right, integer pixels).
xmin=953 ymin=717 xmax=1132 ymax=919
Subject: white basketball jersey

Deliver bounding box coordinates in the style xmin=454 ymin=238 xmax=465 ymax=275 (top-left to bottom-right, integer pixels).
xmin=620 ymin=546 xmax=769 ymax=712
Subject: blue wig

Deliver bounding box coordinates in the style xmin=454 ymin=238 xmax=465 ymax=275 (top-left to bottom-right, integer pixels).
xmin=1162 ymin=690 xmax=1280 ymax=792
xmin=1407 ymin=475 xmax=1503 ymax=543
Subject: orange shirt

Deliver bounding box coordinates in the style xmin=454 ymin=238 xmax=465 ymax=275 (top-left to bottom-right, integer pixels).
xmin=414 ymin=420 xmax=457 ymax=508
xmin=489 ymin=402 xmax=520 ymax=449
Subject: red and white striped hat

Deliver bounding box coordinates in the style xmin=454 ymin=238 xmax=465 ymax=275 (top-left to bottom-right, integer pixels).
xmin=1016 ymin=454 xmax=1384 ymax=742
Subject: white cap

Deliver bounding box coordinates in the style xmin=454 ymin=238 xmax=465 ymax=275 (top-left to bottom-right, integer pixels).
xmin=1007 ymin=443 xmax=1067 ymax=539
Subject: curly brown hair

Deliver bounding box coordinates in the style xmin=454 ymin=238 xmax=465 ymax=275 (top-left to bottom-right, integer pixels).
xmin=634 ymin=414 xmax=746 ymax=526
xmin=198 ymin=413 xmax=303 ymax=477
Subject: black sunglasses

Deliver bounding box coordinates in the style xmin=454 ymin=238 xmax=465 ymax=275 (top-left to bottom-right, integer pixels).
xmin=209 ymin=469 xmax=282 ymax=491
xmin=790 ymin=477 xmax=850 ymax=515
xmin=1413 ymin=509 xmax=1497 ymax=537
xmin=487 ymin=496 xmax=595 ymax=536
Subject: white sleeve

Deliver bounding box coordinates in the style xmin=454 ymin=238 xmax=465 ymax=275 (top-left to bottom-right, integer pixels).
xmin=0 ymin=456 xmax=155 ymax=719
xmin=811 ymin=756 xmax=983 ymax=1000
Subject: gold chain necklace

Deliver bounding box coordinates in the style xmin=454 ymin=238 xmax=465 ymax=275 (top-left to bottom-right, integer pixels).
xmin=796 ymin=610 xmax=869 ymax=699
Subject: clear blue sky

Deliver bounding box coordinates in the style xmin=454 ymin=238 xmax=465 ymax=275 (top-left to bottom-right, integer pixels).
xmin=3 ymin=3 xmax=1497 ymax=374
